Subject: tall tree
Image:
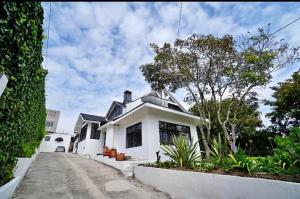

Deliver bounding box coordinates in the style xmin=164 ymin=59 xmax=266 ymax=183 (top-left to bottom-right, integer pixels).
xmin=265 ymin=70 xmax=300 ymax=134
xmin=190 ymin=96 xmax=262 ymax=146
xmin=140 ymin=27 xmax=299 ymax=157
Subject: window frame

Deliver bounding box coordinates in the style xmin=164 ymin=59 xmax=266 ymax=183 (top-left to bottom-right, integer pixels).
xmin=159 ymin=121 xmax=191 ymax=145
xmin=45 ymin=136 xmax=51 ymax=141
xmin=126 ymin=122 xmax=142 ymax=148
xmin=46 ymin=121 xmax=54 ymax=127
xmin=79 ymin=123 xmax=88 ymax=142
xmin=90 ymin=123 xmax=100 ymax=139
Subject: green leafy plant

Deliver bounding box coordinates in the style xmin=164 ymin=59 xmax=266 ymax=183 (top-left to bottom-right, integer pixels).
xmin=210 ymin=133 xmax=228 ymax=162
xmin=0 ymin=2 xmax=46 ymax=186
xmin=272 ymin=127 xmax=300 ymax=171
xmin=161 ymin=135 xmax=201 ymax=168
xmin=227 ymin=148 xmax=258 ymax=174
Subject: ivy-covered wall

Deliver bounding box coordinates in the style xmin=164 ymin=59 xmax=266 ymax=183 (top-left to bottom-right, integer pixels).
xmin=0 ymin=2 xmax=47 ymax=185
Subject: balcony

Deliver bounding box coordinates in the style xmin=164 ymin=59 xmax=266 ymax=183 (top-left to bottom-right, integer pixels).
xmin=141 ymin=95 xmax=183 ymax=112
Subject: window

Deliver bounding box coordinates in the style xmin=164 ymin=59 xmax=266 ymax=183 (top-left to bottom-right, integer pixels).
xmin=55 ymin=137 xmax=63 ymax=142
xmin=79 ymin=124 xmax=88 ymax=142
xmin=126 ymin=122 xmax=142 ymax=148
xmin=45 ymin=136 xmax=51 ymax=141
xmin=103 ymin=131 xmax=106 ymax=147
xmin=90 ymin=123 xmax=100 ymax=139
xmin=46 ymin=121 xmax=54 ymax=127
xmin=159 ymin=121 xmax=191 ymax=145
xmin=168 ymin=103 xmax=183 ymax=112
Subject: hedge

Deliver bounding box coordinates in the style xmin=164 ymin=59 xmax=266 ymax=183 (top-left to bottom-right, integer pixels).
xmin=0 ymin=2 xmax=47 ymax=186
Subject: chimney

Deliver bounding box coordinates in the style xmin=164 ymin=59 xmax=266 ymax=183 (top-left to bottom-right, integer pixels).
xmin=123 ymin=90 xmax=132 ymax=104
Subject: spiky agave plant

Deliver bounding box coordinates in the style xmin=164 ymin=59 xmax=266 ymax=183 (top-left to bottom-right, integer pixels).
xmin=161 ymin=135 xmax=201 ymax=168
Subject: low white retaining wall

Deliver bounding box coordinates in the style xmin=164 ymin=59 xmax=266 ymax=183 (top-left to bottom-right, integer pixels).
xmin=134 ymin=166 xmax=300 ymax=199
xmin=0 ymin=148 xmax=40 ymax=199
xmin=0 ymin=177 xmax=20 ymax=199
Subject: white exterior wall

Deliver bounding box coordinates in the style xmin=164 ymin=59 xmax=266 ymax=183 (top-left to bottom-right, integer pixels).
xmin=113 ymin=109 xmax=150 ymax=160
xmin=39 ymin=133 xmax=71 ymax=153
xmin=105 ymin=125 xmax=114 ymax=148
xmin=102 ymin=106 xmax=200 ymax=162
xmin=77 ymin=122 xmax=102 ymax=159
xmin=146 ymin=108 xmax=200 ymax=162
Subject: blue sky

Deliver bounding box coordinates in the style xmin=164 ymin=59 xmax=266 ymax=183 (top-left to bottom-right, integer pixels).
xmin=41 ymin=2 xmax=300 ymax=133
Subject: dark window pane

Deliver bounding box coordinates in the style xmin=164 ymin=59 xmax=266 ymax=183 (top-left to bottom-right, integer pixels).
xmin=91 ymin=123 xmax=100 ymax=139
xmin=159 ymin=121 xmax=191 ymax=145
xmin=45 ymin=136 xmax=51 ymax=141
xmin=79 ymin=123 xmax=88 ymax=142
xmin=126 ymin=123 xmax=142 ymax=148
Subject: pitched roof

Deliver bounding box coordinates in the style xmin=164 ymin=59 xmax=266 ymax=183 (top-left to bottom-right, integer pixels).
xmin=105 ymin=101 xmax=124 ymax=118
xmin=80 ymin=113 xmax=107 ymax=123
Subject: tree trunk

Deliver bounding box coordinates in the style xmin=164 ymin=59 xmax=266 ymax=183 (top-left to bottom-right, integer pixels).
xmin=230 ymin=124 xmax=236 ymax=151
xmin=198 ymin=124 xmax=211 ymax=158
xmin=217 ymin=110 xmax=234 ymax=152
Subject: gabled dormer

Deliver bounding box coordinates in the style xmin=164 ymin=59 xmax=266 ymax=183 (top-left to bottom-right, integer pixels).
xmin=106 ymin=101 xmax=124 ymax=121
xmin=106 ymin=90 xmax=133 ymax=121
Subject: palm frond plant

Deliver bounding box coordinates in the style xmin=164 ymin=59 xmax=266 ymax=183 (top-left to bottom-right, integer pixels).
xmin=210 ymin=134 xmax=226 ymax=159
xmin=161 ymin=135 xmax=201 ymax=168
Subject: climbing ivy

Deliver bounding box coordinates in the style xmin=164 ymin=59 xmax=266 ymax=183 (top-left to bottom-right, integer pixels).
xmin=0 ymin=2 xmax=47 ymax=185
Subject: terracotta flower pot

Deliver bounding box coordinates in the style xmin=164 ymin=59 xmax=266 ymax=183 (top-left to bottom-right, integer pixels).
xmin=116 ymin=153 xmax=125 ymax=161
xmin=110 ymin=148 xmax=117 ymax=158
xmin=103 ymin=147 xmax=110 ymax=156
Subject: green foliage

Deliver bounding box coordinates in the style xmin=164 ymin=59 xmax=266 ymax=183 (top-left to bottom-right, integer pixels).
xmin=0 ymin=2 xmax=46 ymax=185
xmin=148 ymin=128 xmax=300 ymax=178
xmin=236 ymin=127 xmax=276 ymax=156
xmin=273 ymin=127 xmax=300 ymax=170
xmin=161 ymin=135 xmax=201 ymax=168
xmin=210 ymin=133 xmax=229 ymax=162
xmin=140 ymin=27 xmax=299 ymax=156
xmin=191 ymin=98 xmax=262 ymax=137
xmin=265 ymin=71 xmax=300 ymax=133
xmin=227 ymin=148 xmax=258 ymax=174
xmin=143 ymin=160 xmax=177 ymax=169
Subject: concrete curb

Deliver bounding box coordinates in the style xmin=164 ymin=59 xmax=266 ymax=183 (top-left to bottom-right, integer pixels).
xmin=134 ymin=166 xmax=300 ymax=199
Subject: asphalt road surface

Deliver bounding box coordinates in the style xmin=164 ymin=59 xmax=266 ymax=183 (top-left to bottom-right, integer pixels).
xmin=12 ymin=153 xmax=170 ymax=199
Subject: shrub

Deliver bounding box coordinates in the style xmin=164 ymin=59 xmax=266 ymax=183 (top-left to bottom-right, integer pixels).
xmin=0 ymin=2 xmax=46 ymax=185
xmin=227 ymin=148 xmax=258 ymax=174
xmin=161 ymin=135 xmax=201 ymax=168
xmin=272 ymin=127 xmax=300 ymax=172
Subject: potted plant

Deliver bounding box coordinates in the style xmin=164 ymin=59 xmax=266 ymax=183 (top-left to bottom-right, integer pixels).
xmin=103 ymin=146 xmax=110 ymax=156
xmin=116 ymin=153 xmax=125 ymax=161
xmin=110 ymin=148 xmax=117 ymax=158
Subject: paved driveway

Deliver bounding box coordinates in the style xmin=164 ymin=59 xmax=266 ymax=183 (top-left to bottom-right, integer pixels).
xmin=13 ymin=153 xmax=170 ymax=199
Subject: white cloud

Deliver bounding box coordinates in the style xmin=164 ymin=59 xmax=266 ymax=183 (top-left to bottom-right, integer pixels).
xmin=42 ymin=2 xmax=300 ymax=133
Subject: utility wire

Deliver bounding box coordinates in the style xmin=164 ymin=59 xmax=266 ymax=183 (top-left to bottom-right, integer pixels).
xmin=177 ymin=2 xmax=183 ymax=38
xmin=45 ymin=2 xmax=52 ymax=64
xmin=270 ymin=17 xmax=300 ymax=36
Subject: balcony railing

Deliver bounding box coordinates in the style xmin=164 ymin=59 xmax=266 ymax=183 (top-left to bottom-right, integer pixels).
xmin=141 ymin=95 xmax=169 ymax=108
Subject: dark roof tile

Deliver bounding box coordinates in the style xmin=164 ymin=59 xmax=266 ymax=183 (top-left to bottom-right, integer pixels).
xmin=80 ymin=113 xmax=107 ymax=122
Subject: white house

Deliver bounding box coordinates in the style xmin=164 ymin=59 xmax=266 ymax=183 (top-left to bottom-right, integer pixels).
xmin=74 ymin=89 xmax=201 ymax=162
xmin=45 ymin=109 xmax=60 ymax=133
xmin=40 ymin=109 xmax=71 ymax=153
xmin=39 ymin=133 xmax=71 ymax=153
xmin=73 ymin=113 xmax=107 ymax=158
